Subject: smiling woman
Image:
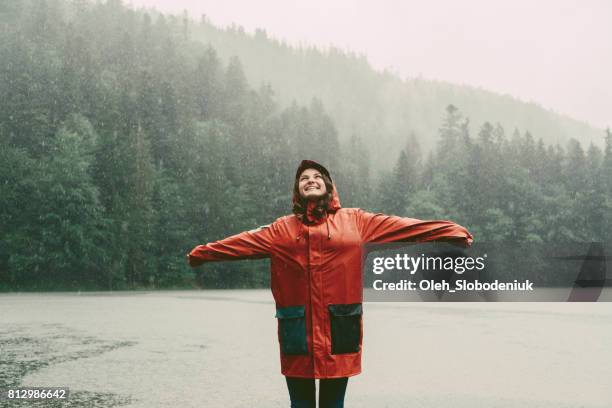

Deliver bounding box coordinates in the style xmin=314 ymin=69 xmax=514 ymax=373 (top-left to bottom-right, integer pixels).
xmin=188 ymin=159 xmax=473 ymax=407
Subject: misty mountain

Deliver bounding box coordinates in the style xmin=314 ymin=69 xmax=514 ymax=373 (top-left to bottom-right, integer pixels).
xmin=190 ymin=19 xmax=603 ymax=170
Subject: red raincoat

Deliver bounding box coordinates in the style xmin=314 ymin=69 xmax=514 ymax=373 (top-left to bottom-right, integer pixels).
xmin=188 ymin=160 xmax=473 ymax=379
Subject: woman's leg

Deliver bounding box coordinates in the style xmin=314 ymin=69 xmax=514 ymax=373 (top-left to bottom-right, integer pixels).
xmin=319 ymin=377 xmax=349 ymax=408
xmin=285 ymin=376 xmax=316 ymax=408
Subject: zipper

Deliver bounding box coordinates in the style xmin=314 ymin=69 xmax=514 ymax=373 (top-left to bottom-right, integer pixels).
xmin=306 ymin=223 xmax=315 ymax=375
xmin=321 ymin=222 xmax=329 ymax=371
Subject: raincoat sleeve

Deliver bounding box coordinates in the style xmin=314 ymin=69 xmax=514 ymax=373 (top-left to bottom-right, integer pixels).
xmin=187 ymin=223 xmax=278 ymax=267
xmin=356 ymin=210 xmax=473 ymax=246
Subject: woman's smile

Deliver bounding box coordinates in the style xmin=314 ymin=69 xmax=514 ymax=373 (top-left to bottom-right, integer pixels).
xmin=305 ymin=184 xmax=320 ymax=191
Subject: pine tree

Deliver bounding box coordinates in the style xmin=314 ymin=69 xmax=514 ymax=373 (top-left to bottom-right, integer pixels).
xmin=564 ymin=138 xmax=588 ymax=197
xmin=603 ymin=128 xmax=612 ymax=194
xmin=438 ymin=104 xmax=463 ymax=159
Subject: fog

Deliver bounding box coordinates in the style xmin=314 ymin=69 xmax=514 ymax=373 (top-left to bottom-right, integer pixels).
xmin=127 ymin=0 xmax=611 ymax=129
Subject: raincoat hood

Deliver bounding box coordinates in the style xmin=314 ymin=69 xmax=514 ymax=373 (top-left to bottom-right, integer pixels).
xmin=292 ymin=160 xmax=341 ymax=225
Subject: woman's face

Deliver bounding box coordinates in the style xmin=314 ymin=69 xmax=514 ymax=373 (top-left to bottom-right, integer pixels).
xmin=298 ymin=168 xmax=327 ymax=200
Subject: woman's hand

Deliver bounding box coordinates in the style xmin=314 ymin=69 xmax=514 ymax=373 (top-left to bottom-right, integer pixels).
xmin=186 ymin=252 xmax=200 ymax=267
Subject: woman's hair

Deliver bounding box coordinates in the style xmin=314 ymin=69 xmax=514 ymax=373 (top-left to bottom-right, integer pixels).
xmin=292 ymin=171 xmax=334 ymax=220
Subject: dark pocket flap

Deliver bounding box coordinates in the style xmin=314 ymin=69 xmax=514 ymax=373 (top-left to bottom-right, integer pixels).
xmin=275 ymin=305 xmax=305 ymax=319
xmin=328 ymin=303 xmax=362 ymax=317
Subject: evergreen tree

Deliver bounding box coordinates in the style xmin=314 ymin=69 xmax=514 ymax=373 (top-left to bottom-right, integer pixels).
xmin=603 ymin=128 xmax=612 ymax=194
xmin=564 ymin=138 xmax=588 ymax=197
xmin=377 ymin=134 xmax=421 ymax=215
xmin=438 ymin=104 xmax=463 ymax=159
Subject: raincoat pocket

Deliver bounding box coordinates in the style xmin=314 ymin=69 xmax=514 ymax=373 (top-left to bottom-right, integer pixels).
xmin=328 ymin=303 xmax=362 ymax=354
xmin=276 ymin=305 xmax=308 ymax=355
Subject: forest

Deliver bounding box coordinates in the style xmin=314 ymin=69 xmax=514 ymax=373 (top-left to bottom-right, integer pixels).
xmin=1 ymin=0 xmax=610 ymax=290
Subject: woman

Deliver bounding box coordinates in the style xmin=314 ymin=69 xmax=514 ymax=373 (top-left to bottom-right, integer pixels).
xmin=188 ymin=159 xmax=473 ymax=408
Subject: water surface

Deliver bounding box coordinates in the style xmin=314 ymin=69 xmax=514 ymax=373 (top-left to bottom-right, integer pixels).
xmin=1 ymin=290 xmax=611 ymax=407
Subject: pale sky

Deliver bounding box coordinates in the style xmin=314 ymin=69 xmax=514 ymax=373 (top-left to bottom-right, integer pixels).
xmin=128 ymin=0 xmax=611 ymax=129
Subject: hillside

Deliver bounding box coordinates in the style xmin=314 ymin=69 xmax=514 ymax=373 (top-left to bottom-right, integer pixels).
xmin=189 ymin=18 xmax=603 ymax=169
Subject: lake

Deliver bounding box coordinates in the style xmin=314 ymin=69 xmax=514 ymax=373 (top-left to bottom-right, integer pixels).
xmin=1 ymin=290 xmax=611 ymax=407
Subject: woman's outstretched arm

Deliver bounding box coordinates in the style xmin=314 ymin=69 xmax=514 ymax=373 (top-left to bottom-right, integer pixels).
xmin=356 ymin=209 xmax=473 ymax=245
xmin=187 ymin=223 xmax=277 ymax=267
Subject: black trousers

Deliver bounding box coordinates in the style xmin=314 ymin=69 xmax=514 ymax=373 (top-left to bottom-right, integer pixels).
xmin=285 ymin=376 xmax=349 ymax=408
